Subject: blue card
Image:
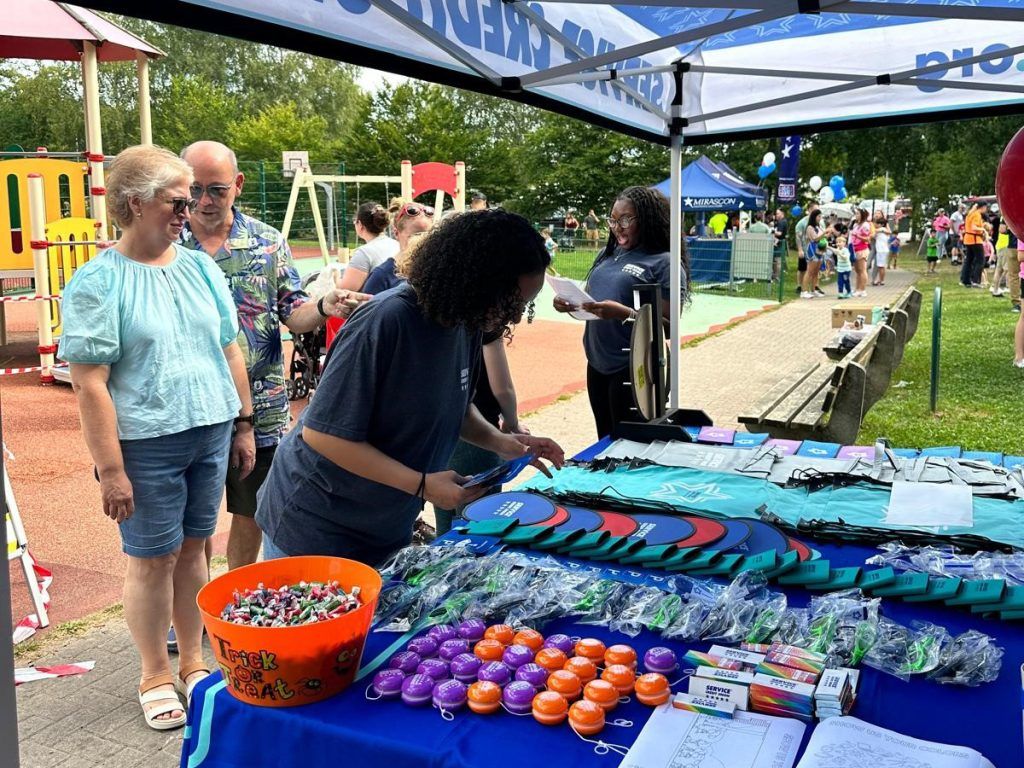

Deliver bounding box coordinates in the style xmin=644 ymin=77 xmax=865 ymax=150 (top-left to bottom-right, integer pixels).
xmin=463 ymin=454 xmax=534 ymax=488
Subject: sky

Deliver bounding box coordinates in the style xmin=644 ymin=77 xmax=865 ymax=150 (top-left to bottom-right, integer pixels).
xmin=356 ymin=66 xmax=409 ymax=93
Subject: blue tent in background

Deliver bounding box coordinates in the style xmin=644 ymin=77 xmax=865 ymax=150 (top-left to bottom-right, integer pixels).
xmin=654 ymin=156 xmax=766 ymax=212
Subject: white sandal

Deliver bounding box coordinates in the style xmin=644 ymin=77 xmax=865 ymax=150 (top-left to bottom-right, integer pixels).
xmin=138 ymin=674 xmax=186 ymax=731
xmin=174 ymin=661 xmax=212 ymax=707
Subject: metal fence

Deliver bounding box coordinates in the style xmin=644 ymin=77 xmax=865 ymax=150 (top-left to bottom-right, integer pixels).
xmin=542 ymin=226 xmax=787 ymax=302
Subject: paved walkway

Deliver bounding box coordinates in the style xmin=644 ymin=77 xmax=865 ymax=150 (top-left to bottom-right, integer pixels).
xmin=12 ymin=269 xmax=918 ymax=767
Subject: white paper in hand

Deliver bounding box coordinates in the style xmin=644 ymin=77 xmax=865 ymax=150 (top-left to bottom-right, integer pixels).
xmin=545 ymin=274 xmax=599 ymax=321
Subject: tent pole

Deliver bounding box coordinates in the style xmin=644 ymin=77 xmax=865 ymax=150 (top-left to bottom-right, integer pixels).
xmin=668 ymin=66 xmax=684 ymax=411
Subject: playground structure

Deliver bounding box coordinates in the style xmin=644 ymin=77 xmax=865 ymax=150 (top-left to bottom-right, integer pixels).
xmin=281 ymin=156 xmax=467 ymax=263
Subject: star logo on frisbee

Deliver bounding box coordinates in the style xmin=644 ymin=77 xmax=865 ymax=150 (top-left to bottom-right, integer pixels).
xmin=649 ymin=481 xmax=731 ymax=505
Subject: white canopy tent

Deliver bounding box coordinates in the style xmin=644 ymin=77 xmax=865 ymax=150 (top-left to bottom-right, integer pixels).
xmin=74 ymin=0 xmax=1024 ymax=409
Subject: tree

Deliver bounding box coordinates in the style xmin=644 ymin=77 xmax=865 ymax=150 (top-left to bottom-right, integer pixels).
xmin=226 ymin=103 xmax=333 ymax=162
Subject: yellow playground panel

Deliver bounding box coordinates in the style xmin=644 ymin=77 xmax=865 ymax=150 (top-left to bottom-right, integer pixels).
xmin=1 ymin=157 xmax=90 ymax=273
xmin=45 ymin=217 xmax=101 ymax=336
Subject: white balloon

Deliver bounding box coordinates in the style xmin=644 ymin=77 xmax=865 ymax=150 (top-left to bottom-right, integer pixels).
xmin=819 ymin=186 xmax=835 ymax=204
xmin=809 ymin=175 xmax=823 ymax=192
xmin=762 ymin=152 xmax=776 ymax=166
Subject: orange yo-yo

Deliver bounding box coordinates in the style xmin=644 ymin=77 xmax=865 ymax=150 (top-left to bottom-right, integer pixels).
xmin=583 ymin=679 xmax=619 ymax=712
xmin=569 ymin=700 xmax=606 ymax=736
xmin=535 ymin=647 xmax=569 ymax=673
xmin=512 ymin=628 xmax=544 ymax=652
xmin=563 ymin=656 xmax=598 ymax=685
xmin=484 ymin=624 xmax=515 ymax=645
xmin=546 ymin=669 xmax=582 ymax=701
xmin=473 ymin=638 xmax=505 ymax=662
xmin=532 ymin=691 xmax=568 ymax=725
xmin=634 ymin=673 xmax=670 ymax=706
xmin=467 ymin=681 xmax=502 ymax=714
xmin=604 ymin=644 xmax=638 ymax=670
xmin=574 ymin=638 xmax=606 ymax=662
xmin=601 ymin=663 xmax=636 ymax=695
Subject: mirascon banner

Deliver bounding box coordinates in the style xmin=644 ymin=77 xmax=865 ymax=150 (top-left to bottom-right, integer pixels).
xmin=180 ymin=5 xmax=1024 ymax=140
xmin=186 ymin=0 xmax=677 ymax=135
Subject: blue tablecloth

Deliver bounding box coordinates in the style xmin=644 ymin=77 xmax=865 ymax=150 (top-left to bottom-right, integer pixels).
xmin=180 ymin=438 xmax=1024 ymax=768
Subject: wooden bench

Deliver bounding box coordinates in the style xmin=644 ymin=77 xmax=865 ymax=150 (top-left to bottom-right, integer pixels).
xmin=739 ymin=286 xmax=922 ymax=445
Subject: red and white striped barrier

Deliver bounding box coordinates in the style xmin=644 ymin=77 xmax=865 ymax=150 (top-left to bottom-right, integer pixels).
xmin=0 ymin=365 xmax=67 ymax=377
xmin=12 ymin=554 xmax=52 ymax=645
xmin=15 ymin=661 xmax=94 ymax=685
xmin=0 ymin=295 xmax=62 ymax=303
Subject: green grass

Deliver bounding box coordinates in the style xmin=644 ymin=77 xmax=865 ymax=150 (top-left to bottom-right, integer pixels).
xmin=857 ymin=253 xmax=1021 ymax=452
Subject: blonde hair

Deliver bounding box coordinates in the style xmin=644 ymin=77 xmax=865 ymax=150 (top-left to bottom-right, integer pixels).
xmin=395 ymin=231 xmax=429 ymax=279
xmin=107 ymin=145 xmax=193 ymax=228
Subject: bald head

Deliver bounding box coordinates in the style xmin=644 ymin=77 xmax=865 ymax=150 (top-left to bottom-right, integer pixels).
xmin=181 ymin=140 xmax=244 ymax=235
xmin=181 ymin=140 xmax=238 ymax=174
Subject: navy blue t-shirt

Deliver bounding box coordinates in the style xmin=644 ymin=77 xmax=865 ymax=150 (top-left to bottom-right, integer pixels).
xmin=255 ymin=283 xmax=479 ymax=564
xmin=583 ymin=246 xmax=679 ymax=375
xmin=362 ymin=257 xmax=402 ymax=295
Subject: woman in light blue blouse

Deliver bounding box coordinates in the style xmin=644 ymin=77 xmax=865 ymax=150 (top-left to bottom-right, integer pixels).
xmin=58 ymin=145 xmax=254 ymax=731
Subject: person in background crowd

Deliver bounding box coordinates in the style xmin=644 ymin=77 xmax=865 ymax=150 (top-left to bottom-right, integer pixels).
xmin=992 ymin=221 xmax=1012 ymax=297
xmin=255 ymin=209 xmax=564 ymax=564
xmin=59 ymin=145 xmax=255 ymax=730
xmin=363 ymin=202 xmax=435 ymax=294
xmin=980 ymin=222 xmax=996 ymax=289
xmin=564 ymin=209 xmax=580 ymax=241
xmin=932 ymin=208 xmax=951 ymax=259
xmin=848 ymin=208 xmax=872 ymax=297
xmin=541 ymin=227 xmax=558 ymax=262
xmin=554 ymin=186 xmax=689 ymax=438
xmin=339 ymin=202 xmax=399 ymax=292
xmin=833 ymin=235 xmax=853 ymax=298
xmin=178 ymin=140 xmax=365 ymax=576
xmin=950 ymin=203 xmax=966 ymax=264
xmin=962 ymin=201 xmax=989 ymax=288
xmin=470 ymin=190 xmax=487 ymax=211
xmin=888 ymin=230 xmax=901 ymax=271
xmin=772 ymin=208 xmax=788 ymax=281
xmin=708 ymin=210 xmax=728 ymax=236
xmin=794 ymin=203 xmax=817 ymax=296
xmin=800 ymin=209 xmax=832 ymax=299
xmin=1015 ymin=243 xmax=1024 ymax=365
xmin=871 ymin=211 xmax=891 ymax=287
xmin=926 ymin=227 xmax=939 ymax=274
xmin=748 ymin=211 xmax=771 ymax=234
xmin=584 ymin=209 xmax=601 ymax=244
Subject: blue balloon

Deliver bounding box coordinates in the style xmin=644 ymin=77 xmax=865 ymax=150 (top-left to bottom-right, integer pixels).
xmin=758 ymin=165 xmax=771 ymax=179
xmin=837 ymin=187 xmax=848 ymax=201
xmin=791 ymin=205 xmax=802 ymax=217
xmin=830 ymin=175 xmax=844 ymax=189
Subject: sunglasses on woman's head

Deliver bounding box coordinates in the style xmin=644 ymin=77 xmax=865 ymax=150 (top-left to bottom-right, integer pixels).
xmin=166 ymin=197 xmax=198 ymax=216
xmin=396 ymin=203 xmax=435 ymax=224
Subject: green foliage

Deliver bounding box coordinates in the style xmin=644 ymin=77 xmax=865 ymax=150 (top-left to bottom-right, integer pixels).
xmin=227 ymin=103 xmax=332 ymax=162
xmin=859 ymin=258 xmax=1022 ymax=451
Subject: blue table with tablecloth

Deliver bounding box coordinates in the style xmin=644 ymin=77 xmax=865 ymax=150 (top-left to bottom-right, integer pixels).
xmin=180 ymin=438 xmax=1024 ymax=768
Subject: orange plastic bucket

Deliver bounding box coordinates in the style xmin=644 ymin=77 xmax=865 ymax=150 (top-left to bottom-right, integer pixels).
xmin=197 ymin=556 xmax=382 ymax=708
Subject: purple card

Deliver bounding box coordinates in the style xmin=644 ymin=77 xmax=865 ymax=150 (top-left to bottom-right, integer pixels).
xmin=766 ymin=439 xmax=801 ymax=456
xmin=837 ymin=445 xmax=875 ymax=460
xmin=698 ymin=426 xmax=736 ymax=444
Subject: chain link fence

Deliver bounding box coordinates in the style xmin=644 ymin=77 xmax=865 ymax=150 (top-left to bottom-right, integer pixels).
xmin=542 ymin=226 xmax=788 ymax=302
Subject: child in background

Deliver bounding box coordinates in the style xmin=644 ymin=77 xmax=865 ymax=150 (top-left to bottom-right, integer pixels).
xmin=819 ymin=237 xmax=835 ymax=280
xmin=981 ymin=222 xmax=995 ymax=288
xmin=541 ymin=228 xmax=557 ymax=263
xmin=888 ymin=231 xmax=901 ymax=270
xmin=834 ymin=235 xmax=852 ymax=298
xmin=926 ymin=227 xmax=939 ymax=274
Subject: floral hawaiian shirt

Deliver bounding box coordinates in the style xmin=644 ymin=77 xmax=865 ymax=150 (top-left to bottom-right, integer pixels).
xmin=180 ymin=208 xmax=307 ymax=448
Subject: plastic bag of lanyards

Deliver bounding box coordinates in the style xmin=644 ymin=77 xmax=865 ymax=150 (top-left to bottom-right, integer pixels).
xmin=610 ymin=576 xmax=694 ymax=637
xmin=506 ymin=568 xmax=591 ymax=629
xmin=660 ymin=598 xmax=711 ymax=642
xmin=377 ymin=540 xmax=475 ymax=583
xmin=772 ymin=608 xmax=810 ymax=646
xmin=698 ymin=572 xmax=778 ymax=643
xmin=572 ymin=579 xmax=640 ymax=627
xmin=863 ymin=618 xmax=949 ymax=681
xmin=927 ymin=629 xmax=1003 ymax=686
xmin=806 ymin=590 xmax=880 ymax=667
xmin=743 ymin=592 xmax=790 ymax=645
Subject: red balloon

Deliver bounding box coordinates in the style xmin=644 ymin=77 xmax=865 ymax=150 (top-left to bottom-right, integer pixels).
xmin=996 ymin=126 xmax=1024 ymax=238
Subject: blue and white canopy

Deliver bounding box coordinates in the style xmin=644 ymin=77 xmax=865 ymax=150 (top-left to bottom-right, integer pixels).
xmin=82 ymin=1 xmax=1024 ymax=145
xmin=76 ymin=0 xmax=1024 ymax=408
xmin=654 ymin=156 xmax=766 ymax=211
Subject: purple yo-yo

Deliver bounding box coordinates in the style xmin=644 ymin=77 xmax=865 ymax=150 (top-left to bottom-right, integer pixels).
xmin=417 ymin=658 xmax=450 ymax=682
xmin=432 ymin=679 xmax=468 ymax=712
xmin=372 ymin=669 xmax=406 ymax=700
xmin=407 ymin=636 xmax=439 ymax=658
xmin=427 ymin=624 xmax=459 ymax=644
xmin=401 ymin=673 xmax=435 ymax=706
xmin=514 ymin=663 xmax=548 ymax=689
xmin=457 ymin=618 xmax=487 ymax=643
xmin=644 ymin=647 xmax=678 ymax=676
xmin=502 ymin=681 xmax=536 ymax=715
xmin=388 ymin=651 xmax=422 ymax=675
xmin=477 ymin=661 xmax=512 ymax=686
xmin=502 ymin=644 xmax=535 ymax=670
xmin=450 ymin=653 xmax=482 ymax=684
xmin=439 ymin=638 xmax=471 ymax=662
xmin=543 ymin=634 xmax=574 ymax=655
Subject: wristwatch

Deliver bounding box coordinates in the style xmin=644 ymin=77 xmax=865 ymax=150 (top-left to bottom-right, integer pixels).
xmin=234 ymin=414 xmax=255 ymax=426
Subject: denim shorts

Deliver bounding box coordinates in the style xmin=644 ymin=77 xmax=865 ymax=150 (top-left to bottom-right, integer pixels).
xmin=262 ymin=536 xmax=290 ymax=560
xmin=118 ymin=421 xmax=232 ymax=558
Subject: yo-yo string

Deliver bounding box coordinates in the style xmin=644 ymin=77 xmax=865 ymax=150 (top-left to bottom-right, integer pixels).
xmin=500 ymin=703 xmax=533 ymax=716
xmin=433 ymin=702 xmax=457 ymax=721
xmin=572 ymin=727 xmax=630 ymax=757
xmin=608 ymin=718 xmax=634 ymax=728
xmin=617 ymin=695 xmax=632 ymax=704
xmin=668 ymin=668 xmax=695 ymax=687
xmin=364 ymin=684 xmax=382 ymax=701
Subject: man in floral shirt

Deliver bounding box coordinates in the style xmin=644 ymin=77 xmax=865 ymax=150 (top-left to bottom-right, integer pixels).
xmin=179 ymin=141 xmax=367 ymax=570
